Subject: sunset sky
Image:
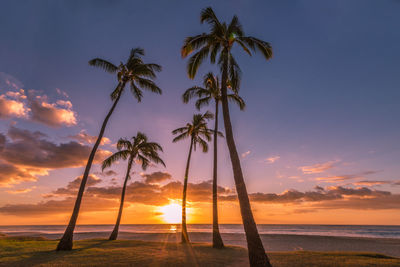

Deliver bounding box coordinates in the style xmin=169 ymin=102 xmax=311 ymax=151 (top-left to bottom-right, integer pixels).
xmin=1 ymin=0 xmax=400 ymax=225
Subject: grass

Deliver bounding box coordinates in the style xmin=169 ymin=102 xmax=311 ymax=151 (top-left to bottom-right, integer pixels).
xmin=0 ymin=236 xmax=399 ymax=266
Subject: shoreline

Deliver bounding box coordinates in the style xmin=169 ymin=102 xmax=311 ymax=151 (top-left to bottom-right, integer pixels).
xmin=3 ymin=231 xmax=400 ymax=258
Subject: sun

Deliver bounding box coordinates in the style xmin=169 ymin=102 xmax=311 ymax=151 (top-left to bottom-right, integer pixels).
xmin=158 ymin=203 xmax=182 ymax=224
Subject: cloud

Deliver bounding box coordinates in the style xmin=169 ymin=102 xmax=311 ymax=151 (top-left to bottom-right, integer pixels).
xmin=0 ymin=74 xmax=77 ymax=127
xmin=6 ymin=186 xmax=36 ymax=194
xmin=316 ymin=170 xmax=379 ymax=183
xmin=2 ymin=172 xmax=398 ymax=216
xmin=241 ymin=151 xmax=251 ymax=158
xmin=0 ymin=127 xmax=111 ymax=187
xmin=354 ymin=180 xmax=392 ymax=186
xmin=265 ymin=155 xmax=280 ymax=164
xmin=1 ymin=177 xmax=232 ymax=216
xmin=28 ymin=92 xmax=77 ymax=127
xmin=68 ymin=130 xmax=111 ymax=146
xmin=0 ymin=161 xmax=38 ymax=187
xmin=141 ymin=171 xmax=172 ymax=184
xmin=56 ymin=100 xmax=73 ymax=109
xmin=56 ymin=88 xmax=69 ymax=98
xmin=219 ymin=185 xmax=397 ymax=211
xmin=0 ymin=126 xmax=111 ymax=169
xmin=0 ymin=72 xmax=24 ymax=91
xmin=299 ymin=160 xmax=338 ymax=174
xmin=46 ymin=175 xmax=102 ymax=197
xmin=0 ymin=93 xmax=30 ymax=119
xmin=102 ymin=170 xmax=117 ymax=176
xmin=0 ymin=196 xmax=118 ymax=216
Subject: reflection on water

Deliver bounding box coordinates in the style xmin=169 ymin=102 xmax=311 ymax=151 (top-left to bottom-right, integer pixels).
xmin=169 ymin=225 xmax=177 ymax=232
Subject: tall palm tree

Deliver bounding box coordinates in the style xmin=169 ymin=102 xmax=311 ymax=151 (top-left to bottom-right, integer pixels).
xmin=172 ymin=111 xmax=217 ymax=243
xmin=182 ymin=72 xmax=244 ymax=248
xmin=102 ymin=132 xmax=165 ymax=240
xmin=181 ymin=7 xmax=273 ymax=267
xmin=56 ymin=48 xmax=162 ymax=251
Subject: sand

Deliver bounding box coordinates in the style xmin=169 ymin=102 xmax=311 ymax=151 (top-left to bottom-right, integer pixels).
xmin=4 ymin=231 xmax=400 ymax=258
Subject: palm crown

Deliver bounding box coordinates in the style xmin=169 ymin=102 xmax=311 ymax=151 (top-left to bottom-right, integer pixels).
xmin=172 ymin=111 xmax=217 ymax=152
xmin=102 ymin=132 xmax=165 ymax=171
xmin=181 ymin=7 xmax=272 ymax=87
xmin=89 ymin=47 xmax=162 ymax=102
xmin=182 ymin=72 xmax=245 ymax=110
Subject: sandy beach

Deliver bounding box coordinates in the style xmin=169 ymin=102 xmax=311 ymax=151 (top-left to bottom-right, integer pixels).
xmin=5 ymin=231 xmax=400 ymax=258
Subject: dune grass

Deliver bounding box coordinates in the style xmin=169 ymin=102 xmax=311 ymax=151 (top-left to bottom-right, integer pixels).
xmin=0 ymin=236 xmax=399 ymax=266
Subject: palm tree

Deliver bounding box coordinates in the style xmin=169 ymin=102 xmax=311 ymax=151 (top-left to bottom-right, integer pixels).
xmin=172 ymin=111 xmax=217 ymax=243
xmin=56 ymin=48 xmax=162 ymax=251
xmin=181 ymin=7 xmax=273 ymax=267
xmin=102 ymin=132 xmax=165 ymax=240
xmin=182 ymin=72 xmax=244 ymax=248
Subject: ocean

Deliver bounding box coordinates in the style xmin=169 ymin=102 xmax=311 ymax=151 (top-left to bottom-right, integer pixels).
xmin=1 ymin=224 xmax=399 ymax=239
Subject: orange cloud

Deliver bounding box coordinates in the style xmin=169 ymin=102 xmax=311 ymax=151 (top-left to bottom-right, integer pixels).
xmin=299 ymin=160 xmax=339 ymax=174
xmin=265 ymin=155 xmax=280 ymax=163
xmin=68 ymin=130 xmax=111 ymax=145
xmin=28 ymin=92 xmax=77 ymax=127
xmin=316 ymin=170 xmax=379 ymax=183
xmin=6 ymin=186 xmax=36 ymax=194
xmin=0 ymin=94 xmax=29 ymax=119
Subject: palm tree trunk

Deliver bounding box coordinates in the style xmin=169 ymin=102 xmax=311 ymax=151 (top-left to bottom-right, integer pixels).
xmin=220 ymin=57 xmax=272 ymax=267
xmin=212 ymin=100 xmax=224 ymax=249
xmin=181 ymin=138 xmax=194 ymax=244
xmin=56 ymin=86 xmax=123 ymax=251
xmin=109 ymin=156 xmax=133 ymax=240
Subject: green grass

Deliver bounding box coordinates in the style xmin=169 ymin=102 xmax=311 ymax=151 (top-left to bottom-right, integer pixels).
xmin=0 ymin=236 xmax=399 ymax=266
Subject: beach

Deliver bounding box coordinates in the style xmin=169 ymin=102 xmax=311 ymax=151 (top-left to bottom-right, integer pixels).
xmin=4 ymin=231 xmax=400 ymax=258
xmin=1 ymin=235 xmax=400 ymax=267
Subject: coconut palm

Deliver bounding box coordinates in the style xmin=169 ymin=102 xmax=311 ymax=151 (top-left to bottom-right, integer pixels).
xmin=181 ymin=7 xmax=273 ymax=267
xmin=102 ymin=132 xmax=165 ymax=240
xmin=172 ymin=111 xmax=218 ymax=243
xmin=56 ymin=48 xmax=162 ymax=251
xmin=182 ymin=72 xmax=244 ymax=248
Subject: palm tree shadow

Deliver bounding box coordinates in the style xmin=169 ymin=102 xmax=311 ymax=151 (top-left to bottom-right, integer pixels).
xmin=12 ymin=239 xmax=109 ymax=266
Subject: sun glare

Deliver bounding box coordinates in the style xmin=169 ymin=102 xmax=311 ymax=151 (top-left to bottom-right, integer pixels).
xmin=159 ymin=203 xmax=182 ymax=224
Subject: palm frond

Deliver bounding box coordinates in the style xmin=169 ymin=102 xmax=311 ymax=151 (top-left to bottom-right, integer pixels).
xmin=172 ymin=126 xmax=189 ymax=135
xmin=130 ymin=81 xmax=143 ymax=102
xmin=202 ymin=110 xmax=214 ymax=120
xmin=237 ymin=36 xmax=273 ymax=60
xmin=172 ymin=132 xmax=189 ymax=143
xmin=195 ymin=97 xmax=212 ymax=110
xmin=182 ymin=86 xmax=203 ymax=103
xmin=187 ymin=46 xmax=210 ymax=79
xmin=227 ymin=15 xmax=244 ymax=37
xmin=102 ymin=150 xmax=130 ymax=170
xmin=127 ymin=47 xmax=145 ymax=64
xmin=136 ymin=78 xmax=162 ymax=95
xmin=116 ymin=138 xmax=132 ymax=151
xmin=200 ymin=7 xmax=222 ymax=28
xmin=181 ymin=34 xmax=212 ymax=58
xmin=227 ymin=93 xmax=246 ymax=110
xmin=88 ymin=58 xmax=118 ymax=73
xmin=196 ymin=137 xmax=209 ymax=152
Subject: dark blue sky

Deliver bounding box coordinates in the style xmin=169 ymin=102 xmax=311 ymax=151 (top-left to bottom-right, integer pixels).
xmin=1 ymin=0 xmax=399 ymax=196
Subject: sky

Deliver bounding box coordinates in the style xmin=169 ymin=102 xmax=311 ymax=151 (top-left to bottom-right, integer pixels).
xmin=0 ymin=0 xmax=400 ymax=225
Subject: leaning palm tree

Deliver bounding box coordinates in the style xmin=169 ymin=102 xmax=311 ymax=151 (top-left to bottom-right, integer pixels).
xmin=181 ymin=7 xmax=273 ymax=267
xmin=182 ymin=72 xmax=244 ymax=248
xmin=172 ymin=111 xmax=217 ymax=243
xmin=102 ymin=132 xmax=165 ymax=240
xmin=56 ymin=48 xmax=162 ymax=251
